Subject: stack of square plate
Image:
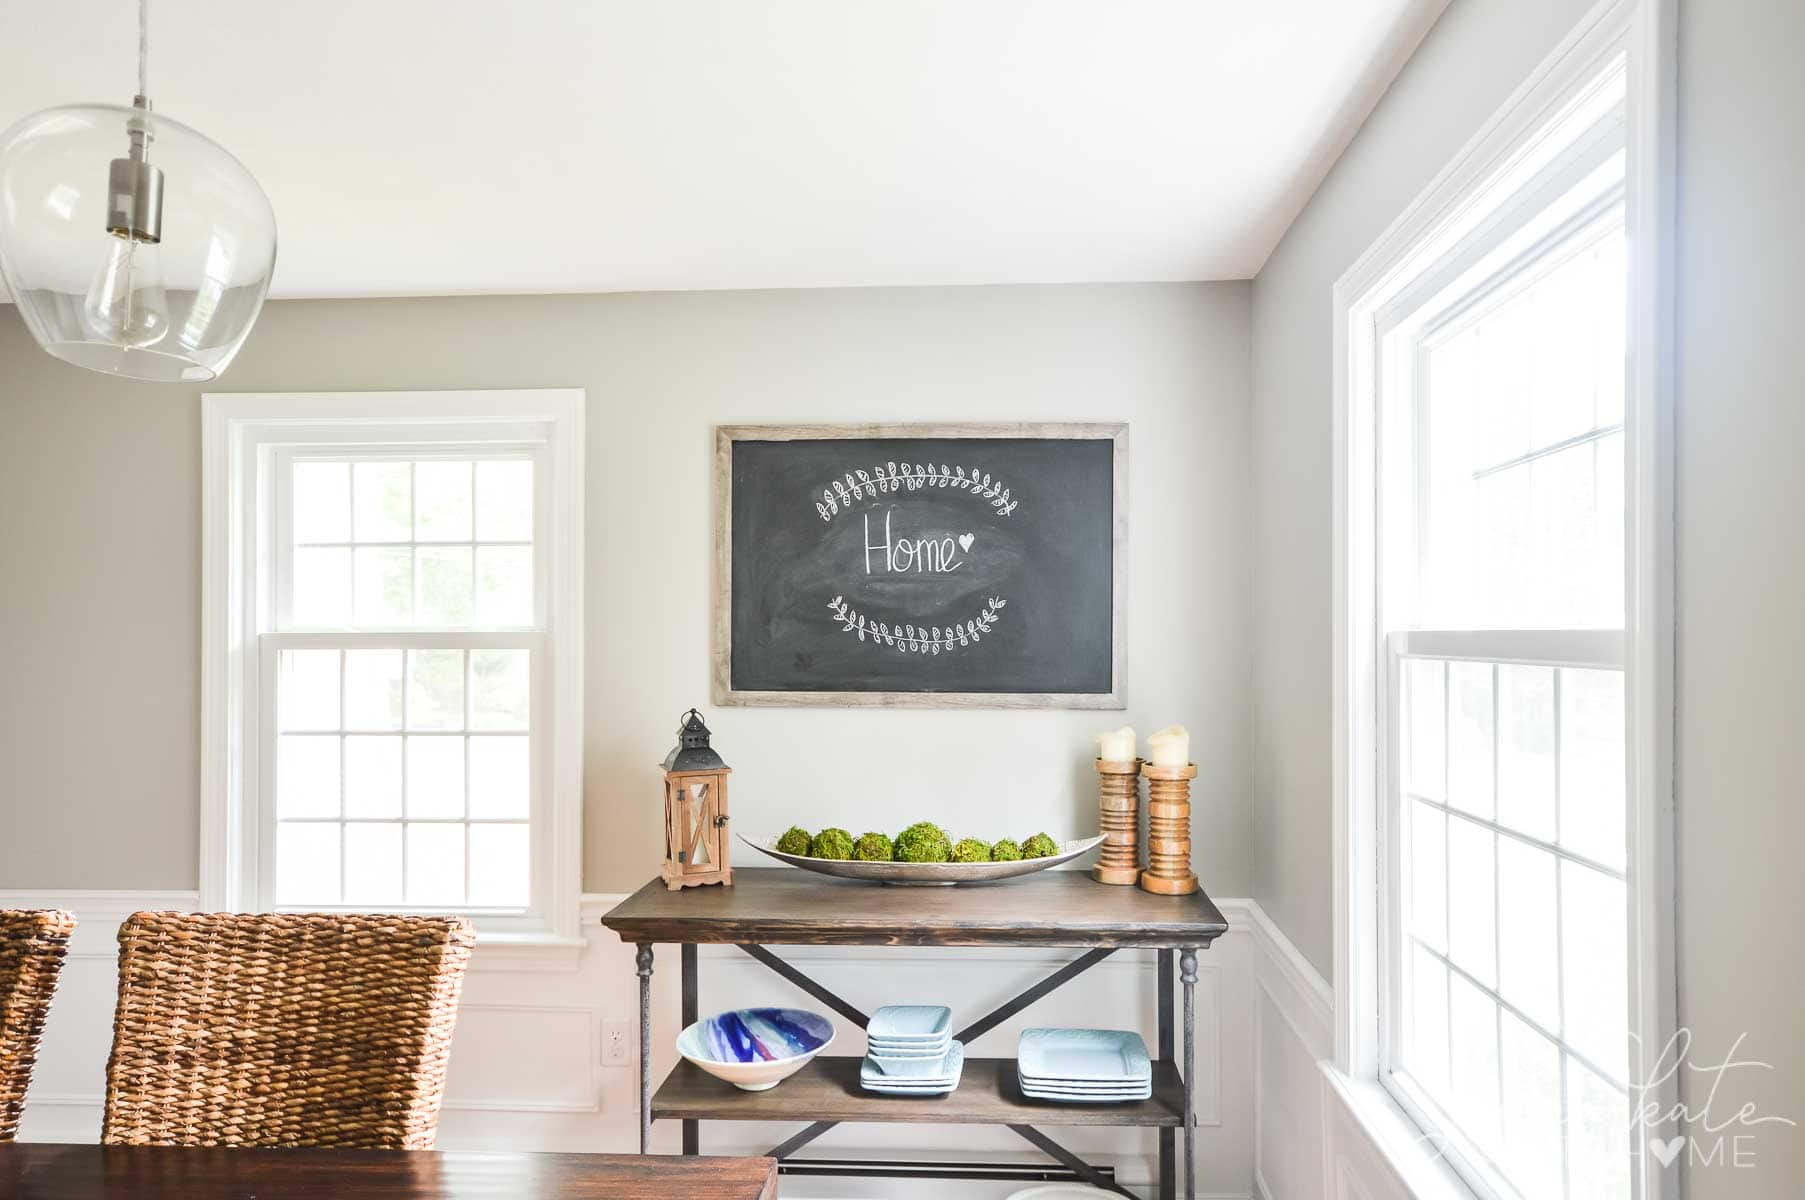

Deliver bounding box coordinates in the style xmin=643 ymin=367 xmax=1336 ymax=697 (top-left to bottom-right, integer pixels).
xmin=1016 ymin=1028 xmax=1151 ymax=1103
xmin=861 ymin=1005 xmax=963 ymax=1096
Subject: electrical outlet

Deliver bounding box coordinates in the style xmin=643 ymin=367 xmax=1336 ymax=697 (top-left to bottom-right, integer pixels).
xmin=602 ymin=1018 xmax=632 ymax=1067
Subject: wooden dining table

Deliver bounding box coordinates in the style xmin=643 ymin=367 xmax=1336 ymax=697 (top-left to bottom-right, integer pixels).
xmin=0 ymin=1144 xmax=779 ymax=1199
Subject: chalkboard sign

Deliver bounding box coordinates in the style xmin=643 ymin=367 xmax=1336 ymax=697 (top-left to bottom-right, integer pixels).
xmin=713 ymin=423 xmax=1126 ymax=708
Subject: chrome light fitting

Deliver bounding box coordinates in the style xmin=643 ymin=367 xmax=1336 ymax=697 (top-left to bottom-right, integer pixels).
xmin=0 ymin=0 xmax=277 ymax=382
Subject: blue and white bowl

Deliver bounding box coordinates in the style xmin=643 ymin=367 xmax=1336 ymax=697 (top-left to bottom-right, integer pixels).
xmin=676 ymin=1007 xmax=836 ymax=1092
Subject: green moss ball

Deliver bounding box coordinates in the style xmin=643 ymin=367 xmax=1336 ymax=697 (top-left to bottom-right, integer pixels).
xmin=894 ymin=821 xmax=952 ymax=863
xmin=950 ymin=837 xmax=992 ymax=863
xmin=990 ymin=838 xmax=1023 ymax=862
xmin=1020 ymin=832 xmax=1059 ymax=858
xmin=776 ymin=826 xmax=813 ymax=856
xmin=851 ymin=832 xmax=894 ymax=861
xmin=810 ymin=827 xmax=855 ymax=860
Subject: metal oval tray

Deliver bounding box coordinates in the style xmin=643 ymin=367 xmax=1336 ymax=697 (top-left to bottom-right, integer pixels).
xmin=740 ymin=834 xmax=1104 ymax=885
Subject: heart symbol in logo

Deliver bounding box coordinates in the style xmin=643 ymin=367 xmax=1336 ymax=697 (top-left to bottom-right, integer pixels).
xmin=1649 ymin=1135 xmax=1686 ymax=1167
xmin=958 ymin=533 xmax=975 ymax=553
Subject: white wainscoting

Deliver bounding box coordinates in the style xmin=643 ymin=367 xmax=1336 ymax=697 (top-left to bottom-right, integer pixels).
xmin=3 ymin=889 xmax=1407 ymax=1200
xmin=1244 ymin=902 xmax=1334 ymax=1200
xmin=1242 ymin=904 xmax=1461 ymax=1200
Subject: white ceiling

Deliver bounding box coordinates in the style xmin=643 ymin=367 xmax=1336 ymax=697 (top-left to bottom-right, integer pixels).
xmin=0 ymin=1 xmax=1445 ymax=298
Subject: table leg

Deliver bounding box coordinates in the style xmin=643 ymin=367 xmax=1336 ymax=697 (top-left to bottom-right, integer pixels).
xmin=1159 ymin=948 xmax=1175 ymax=1200
xmin=1180 ymin=947 xmax=1197 ymax=1200
xmin=681 ymin=943 xmax=698 ymax=1155
xmin=636 ymin=943 xmax=654 ymax=1154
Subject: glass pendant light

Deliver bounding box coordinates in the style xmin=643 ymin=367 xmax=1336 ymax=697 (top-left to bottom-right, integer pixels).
xmin=0 ymin=0 xmax=276 ymax=382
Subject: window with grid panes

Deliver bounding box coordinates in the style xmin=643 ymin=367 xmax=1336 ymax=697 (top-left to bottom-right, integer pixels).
xmin=1377 ymin=62 xmax=1634 ymax=1200
xmin=271 ymin=451 xmax=542 ymax=913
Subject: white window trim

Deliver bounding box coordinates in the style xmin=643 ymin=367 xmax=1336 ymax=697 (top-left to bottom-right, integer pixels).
xmin=1329 ymin=0 xmax=1676 ymax=1197
xmin=201 ymin=389 xmax=587 ymax=962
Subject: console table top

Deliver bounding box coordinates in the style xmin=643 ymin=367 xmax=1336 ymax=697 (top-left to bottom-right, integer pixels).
xmin=601 ymin=868 xmax=1228 ymax=948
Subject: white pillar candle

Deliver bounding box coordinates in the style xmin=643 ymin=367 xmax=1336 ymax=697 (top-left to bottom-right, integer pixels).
xmin=1096 ymin=726 xmax=1137 ymax=762
xmin=1148 ymin=725 xmax=1190 ymax=767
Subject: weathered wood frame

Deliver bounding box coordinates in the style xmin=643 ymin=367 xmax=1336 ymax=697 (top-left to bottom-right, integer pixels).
xmin=713 ymin=422 xmax=1128 ymax=709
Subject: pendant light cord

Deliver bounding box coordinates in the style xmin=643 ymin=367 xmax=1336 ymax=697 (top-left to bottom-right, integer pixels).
xmin=137 ymin=0 xmax=149 ymax=100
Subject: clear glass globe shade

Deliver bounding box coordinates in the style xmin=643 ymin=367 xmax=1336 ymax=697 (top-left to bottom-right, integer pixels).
xmin=0 ymin=103 xmax=276 ymax=382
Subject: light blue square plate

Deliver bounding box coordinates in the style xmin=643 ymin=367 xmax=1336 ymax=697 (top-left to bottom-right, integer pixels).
xmin=864 ymin=1039 xmax=964 ymax=1079
xmin=1019 ymin=1072 xmax=1152 ymax=1099
xmin=867 ymin=1005 xmax=952 ymax=1041
xmin=1019 ymin=1078 xmax=1153 ymax=1096
xmin=1025 ymin=1082 xmax=1147 ymax=1097
xmin=1017 ymin=1028 xmax=1151 ymax=1083
xmin=862 ymin=1040 xmax=964 ymax=1089
xmin=862 ymin=1080 xmax=958 ymax=1096
xmin=866 ymin=1038 xmax=951 ymax=1060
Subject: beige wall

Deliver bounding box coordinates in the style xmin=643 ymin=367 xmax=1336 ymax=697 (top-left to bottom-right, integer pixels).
xmin=1247 ymin=0 xmax=1596 ymax=977
xmin=1673 ymin=0 xmax=1805 ymax=1192
xmin=0 ymin=282 xmax=1254 ymax=895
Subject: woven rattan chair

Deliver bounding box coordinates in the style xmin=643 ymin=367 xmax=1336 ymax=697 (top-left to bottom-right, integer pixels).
xmin=102 ymin=911 xmax=475 ymax=1149
xmin=0 ymin=909 xmax=77 ymax=1141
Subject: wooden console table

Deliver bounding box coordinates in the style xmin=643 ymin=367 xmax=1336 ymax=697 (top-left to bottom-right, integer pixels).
xmin=602 ymin=868 xmax=1228 ymax=1199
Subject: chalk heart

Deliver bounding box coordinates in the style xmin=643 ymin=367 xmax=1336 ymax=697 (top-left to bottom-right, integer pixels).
xmin=1648 ymin=1136 xmax=1687 ymax=1167
xmin=958 ymin=532 xmax=975 ymax=553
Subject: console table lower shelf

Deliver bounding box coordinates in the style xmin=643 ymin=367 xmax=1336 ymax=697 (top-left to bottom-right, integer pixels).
xmin=654 ymin=1055 xmax=1188 ymax=1127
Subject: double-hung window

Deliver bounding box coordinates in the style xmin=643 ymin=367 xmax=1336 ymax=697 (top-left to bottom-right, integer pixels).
xmin=1336 ymin=8 xmax=1674 ymax=1199
xmin=1386 ymin=135 xmax=1630 ymax=1198
xmin=203 ymin=391 xmax=585 ymax=946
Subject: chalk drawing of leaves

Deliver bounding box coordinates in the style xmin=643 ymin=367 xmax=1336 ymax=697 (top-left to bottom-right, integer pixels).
xmin=811 ymin=461 xmax=1019 ymax=518
xmin=826 ymin=598 xmax=1007 ymax=654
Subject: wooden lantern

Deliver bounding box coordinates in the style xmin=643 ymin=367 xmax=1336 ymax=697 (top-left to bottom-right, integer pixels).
xmin=660 ymin=709 xmax=732 ymax=891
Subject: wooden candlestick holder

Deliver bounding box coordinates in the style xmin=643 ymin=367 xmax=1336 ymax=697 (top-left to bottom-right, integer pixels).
xmin=1091 ymin=758 xmax=1144 ymax=885
xmin=1139 ymin=762 xmax=1199 ymax=896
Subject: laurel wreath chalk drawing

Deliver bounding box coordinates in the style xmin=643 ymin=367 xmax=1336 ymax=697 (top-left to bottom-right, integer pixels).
xmin=827 ymin=595 xmax=1007 ymax=654
xmin=815 ymin=461 xmax=1019 ymax=521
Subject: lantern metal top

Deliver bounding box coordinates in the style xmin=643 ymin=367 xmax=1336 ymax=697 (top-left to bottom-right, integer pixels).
xmin=662 ymin=707 xmax=728 ymax=773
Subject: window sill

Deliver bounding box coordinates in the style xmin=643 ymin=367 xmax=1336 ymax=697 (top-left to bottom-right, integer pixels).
xmin=470 ymin=930 xmax=589 ymax=973
xmin=1320 ymin=1065 xmax=1480 ymax=1200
